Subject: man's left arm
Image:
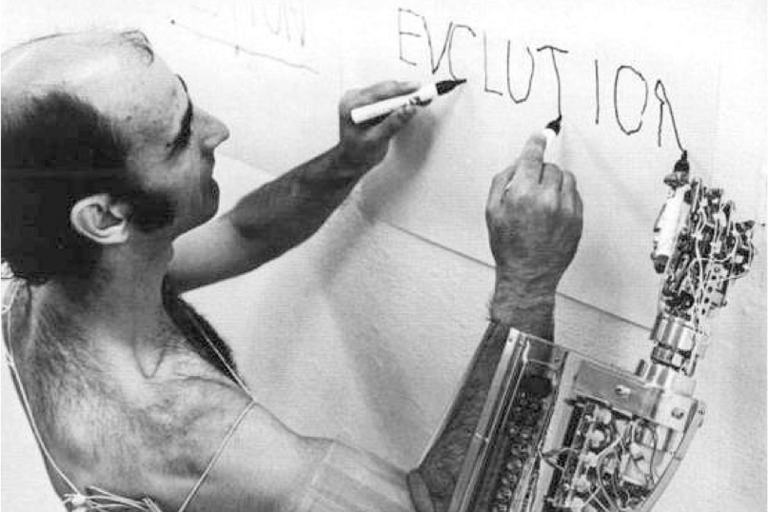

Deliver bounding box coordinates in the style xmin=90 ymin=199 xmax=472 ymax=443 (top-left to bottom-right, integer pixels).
xmin=169 ymin=81 xmax=418 ymax=292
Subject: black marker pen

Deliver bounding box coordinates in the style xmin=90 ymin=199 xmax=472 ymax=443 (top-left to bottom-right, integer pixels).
xmin=543 ymin=115 xmax=562 ymax=157
xmin=350 ymin=80 xmax=466 ymax=124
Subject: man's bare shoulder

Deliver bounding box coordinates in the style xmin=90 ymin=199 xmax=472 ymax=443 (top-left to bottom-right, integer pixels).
xmin=130 ymin=351 xmax=328 ymax=511
xmin=113 ymin=358 xmax=322 ymax=511
xmin=52 ymin=352 xmax=256 ymax=503
xmin=5 ymin=282 xmax=317 ymax=510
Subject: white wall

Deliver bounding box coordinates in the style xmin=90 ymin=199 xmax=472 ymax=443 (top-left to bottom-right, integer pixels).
xmin=184 ymin=157 xmax=767 ymax=512
xmin=2 ymin=1 xmax=766 ymax=511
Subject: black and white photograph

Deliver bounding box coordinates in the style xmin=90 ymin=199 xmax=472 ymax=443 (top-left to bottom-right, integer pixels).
xmin=2 ymin=1 xmax=766 ymax=511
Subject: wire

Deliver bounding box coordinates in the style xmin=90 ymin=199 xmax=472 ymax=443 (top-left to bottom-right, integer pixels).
xmin=2 ymin=278 xmax=258 ymax=512
xmin=539 ymin=445 xmax=582 ymax=475
xmin=582 ymin=428 xmax=625 ymax=512
xmin=2 ymin=279 xmax=83 ymax=496
xmin=593 ymin=453 xmax=624 ymax=512
xmin=645 ymin=421 xmax=660 ymax=485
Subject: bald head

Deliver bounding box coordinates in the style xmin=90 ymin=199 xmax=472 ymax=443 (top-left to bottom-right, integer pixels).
xmin=3 ymin=30 xmax=153 ymax=87
xmin=2 ymin=29 xmax=229 ymax=282
xmin=1 ymin=30 xmax=178 ymax=282
xmin=3 ymin=31 xmax=156 ymax=127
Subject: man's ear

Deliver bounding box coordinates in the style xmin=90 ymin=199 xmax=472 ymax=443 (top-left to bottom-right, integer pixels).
xmin=70 ymin=193 xmax=131 ymax=245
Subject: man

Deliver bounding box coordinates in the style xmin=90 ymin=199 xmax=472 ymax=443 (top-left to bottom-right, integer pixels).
xmin=1 ymin=30 xmax=582 ymax=511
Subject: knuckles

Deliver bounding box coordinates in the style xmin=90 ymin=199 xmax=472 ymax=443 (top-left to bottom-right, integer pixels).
xmin=339 ymin=89 xmax=362 ymax=113
xmin=339 ymin=81 xmax=411 ymax=113
xmin=379 ymin=80 xmax=402 ymax=94
xmin=490 ymin=181 xmax=581 ymax=227
xmin=491 ymin=170 xmax=509 ymax=190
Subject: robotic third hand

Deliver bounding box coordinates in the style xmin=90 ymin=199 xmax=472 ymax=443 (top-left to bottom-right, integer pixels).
xmin=441 ymin=152 xmax=756 ymax=512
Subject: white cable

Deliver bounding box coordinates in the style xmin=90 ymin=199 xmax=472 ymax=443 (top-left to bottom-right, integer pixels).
xmin=179 ymin=302 xmax=256 ymax=402
xmin=3 ymin=279 xmax=258 ymax=511
xmin=176 ymin=401 xmax=255 ymax=512
xmin=2 ymin=279 xmax=83 ymax=496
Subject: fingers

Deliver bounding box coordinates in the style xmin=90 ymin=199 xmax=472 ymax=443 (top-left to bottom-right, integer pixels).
xmin=368 ymin=104 xmax=417 ymax=140
xmin=560 ymin=170 xmax=581 ymax=214
xmin=337 ymin=81 xmax=422 ymax=170
xmin=506 ymin=132 xmax=546 ymax=188
xmin=575 ymin=191 xmax=583 ymax=217
xmin=496 ymin=140 xmax=579 ymax=214
xmin=561 ymin=169 xmax=575 ymax=192
xmin=494 ymin=131 xmax=560 ymax=211
xmin=518 ymin=132 xmax=546 ymax=173
xmin=345 ymin=81 xmax=421 ymax=110
xmin=487 ymin=164 xmax=517 ymax=211
xmin=569 ymin=188 xmax=583 ymax=220
xmin=540 ymin=164 xmax=562 ymax=189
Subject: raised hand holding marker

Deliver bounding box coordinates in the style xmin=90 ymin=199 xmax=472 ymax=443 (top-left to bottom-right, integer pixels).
xmin=350 ymin=79 xmax=466 ymax=124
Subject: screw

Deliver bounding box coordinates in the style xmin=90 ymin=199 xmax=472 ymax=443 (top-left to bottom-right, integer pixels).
xmin=615 ymin=385 xmax=631 ymax=397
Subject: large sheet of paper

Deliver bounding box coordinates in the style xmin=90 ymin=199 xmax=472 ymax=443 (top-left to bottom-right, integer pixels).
xmin=143 ymin=0 xmax=346 ymax=174
xmin=341 ymin=0 xmax=728 ymax=326
xmin=4 ymin=0 xmax=761 ymax=327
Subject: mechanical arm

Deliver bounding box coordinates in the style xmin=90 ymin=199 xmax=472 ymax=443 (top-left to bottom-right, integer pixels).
xmin=440 ymin=152 xmax=756 ymax=512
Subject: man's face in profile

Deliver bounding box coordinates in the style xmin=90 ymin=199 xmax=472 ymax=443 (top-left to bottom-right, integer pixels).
xmin=2 ymin=34 xmax=233 ymax=238
xmin=114 ymin=51 xmax=231 ymax=236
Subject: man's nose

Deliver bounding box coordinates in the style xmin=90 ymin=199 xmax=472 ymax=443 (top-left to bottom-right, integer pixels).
xmin=200 ymin=110 xmax=230 ymax=149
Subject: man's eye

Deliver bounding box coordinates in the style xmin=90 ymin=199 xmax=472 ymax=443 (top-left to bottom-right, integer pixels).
xmin=168 ymin=125 xmax=192 ymax=153
xmin=177 ymin=126 xmax=192 ymax=148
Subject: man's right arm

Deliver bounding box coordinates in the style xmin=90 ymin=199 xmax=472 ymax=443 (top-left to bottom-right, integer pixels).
xmin=168 ymin=82 xmax=418 ymax=293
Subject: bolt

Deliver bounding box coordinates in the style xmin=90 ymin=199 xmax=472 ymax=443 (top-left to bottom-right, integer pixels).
xmin=671 ymin=408 xmax=686 ymax=419
xmin=615 ymin=385 xmax=631 ymax=397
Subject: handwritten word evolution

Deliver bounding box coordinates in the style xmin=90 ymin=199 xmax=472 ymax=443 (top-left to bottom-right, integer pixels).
xmin=397 ymin=8 xmax=685 ymax=152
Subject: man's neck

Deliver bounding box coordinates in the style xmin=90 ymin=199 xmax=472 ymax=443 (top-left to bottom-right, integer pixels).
xmin=37 ymin=244 xmax=176 ymax=373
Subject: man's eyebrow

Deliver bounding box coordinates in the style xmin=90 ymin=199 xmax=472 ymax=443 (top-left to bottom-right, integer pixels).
xmin=167 ymin=76 xmax=193 ymax=154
